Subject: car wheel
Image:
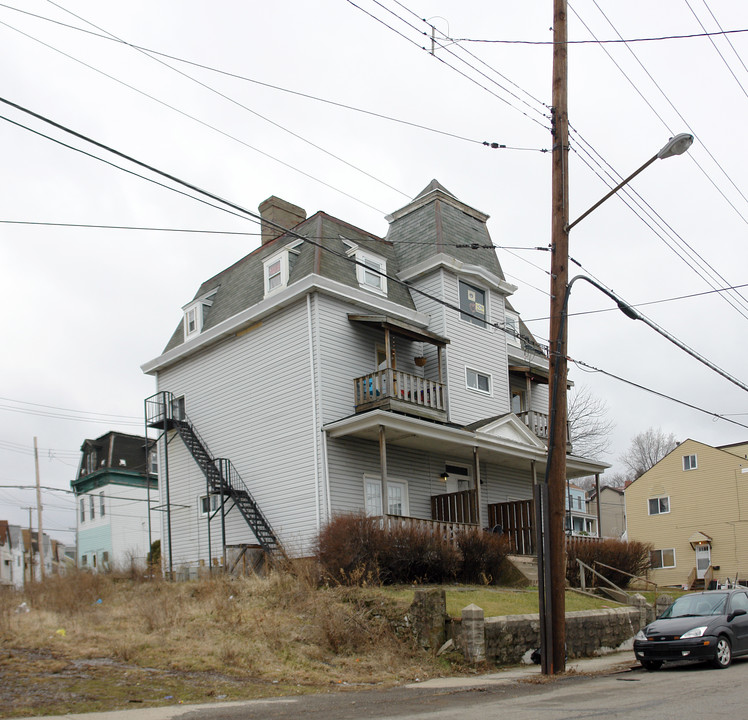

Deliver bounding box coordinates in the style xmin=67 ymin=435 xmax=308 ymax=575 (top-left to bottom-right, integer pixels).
xmin=641 ymin=660 xmax=662 ymax=672
xmin=712 ymin=636 xmax=732 ymax=669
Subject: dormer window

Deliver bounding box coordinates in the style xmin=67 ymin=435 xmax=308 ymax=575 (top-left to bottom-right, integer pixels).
xmin=263 ymin=242 xmax=301 ymax=297
xmin=182 ymin=289 xmax=217 ymax=341
xmin=355 ymin=251 xmax=387 ymax=295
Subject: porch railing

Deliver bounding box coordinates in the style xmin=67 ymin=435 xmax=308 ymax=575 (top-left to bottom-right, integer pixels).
xmin=375 ymin=514 xmax=477 ymax=543
xmin=354 ymin=369 xmax=445 ymax=411
xmin=431 ymin=489 xmax=478 ymax=525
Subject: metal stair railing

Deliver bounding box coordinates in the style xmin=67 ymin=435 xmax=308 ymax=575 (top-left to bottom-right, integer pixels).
xmin=145 ymin=391 xmax=283 ymax=557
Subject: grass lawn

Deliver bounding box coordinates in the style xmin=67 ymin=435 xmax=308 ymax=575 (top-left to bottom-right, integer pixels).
xmin=382 ymin=586 xmax=623 ymax=617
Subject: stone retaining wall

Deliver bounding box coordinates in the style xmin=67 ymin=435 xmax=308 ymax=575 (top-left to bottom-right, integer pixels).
xmin=449 ymin=606 xmax=645 ymax=664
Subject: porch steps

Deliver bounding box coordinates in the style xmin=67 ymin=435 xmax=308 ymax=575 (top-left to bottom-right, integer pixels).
xmin=505 ymin=554 xmax=539 ymax=586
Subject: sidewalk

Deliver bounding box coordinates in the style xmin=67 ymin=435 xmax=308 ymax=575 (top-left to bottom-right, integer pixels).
xmin=407 ymin=649 xmax=638 ymax=689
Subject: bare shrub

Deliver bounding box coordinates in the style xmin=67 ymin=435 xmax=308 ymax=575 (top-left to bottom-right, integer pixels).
xmin=316 ymin=513 xmax=383 ymax=583
xmin=377 ymin=524 xmax=459 ymax=585
xmin=456 ymin=530 xmax=510 ymax=584
xmin=133 ymin=583 xmax=184 ymax=632
xmin=566 ymin=538 xmax=653 ymax=589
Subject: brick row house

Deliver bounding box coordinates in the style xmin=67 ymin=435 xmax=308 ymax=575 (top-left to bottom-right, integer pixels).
xmin=141 ymin=181 xmax=607 ymax=571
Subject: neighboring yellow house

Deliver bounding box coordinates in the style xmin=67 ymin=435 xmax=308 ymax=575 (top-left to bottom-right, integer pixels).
xmin=625 ymin=439 xmax=748 ymax=588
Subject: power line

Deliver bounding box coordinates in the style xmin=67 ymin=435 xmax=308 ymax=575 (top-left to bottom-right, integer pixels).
xmin=448 ymin=28 xmax=748 ymax=45
xmin=0 ymin=17 xmax=389 ymax=215
xmin=0 ymin=396 xmax=140 ymax=420
xmin=9 ymin=92 xmax=748 ymax=417
xmin=0 ymin=1 xmax=526 ymax=149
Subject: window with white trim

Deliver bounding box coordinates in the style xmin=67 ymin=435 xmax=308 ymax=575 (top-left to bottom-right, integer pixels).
xmin=505 ymin=311 xmax=521 ymax=347
xmin=79 ymin=498 xmax=85 ymax=523
xmin=363 ymin=476 xmax=409 ymax=517
xmin=648 ymin=496 xmax=670 ymax=515
xmin=650 ymin=548 xmax=676 ymax=569
xmin=355 ymin=251 xmax=387 ymax=294
xmin=683 ymin=454 xmax=698 ymax=471
xmin=182 ymin=290 xmax=216 ymax=340
xmin=466 ymin=367 xmax=491 ymax=394
xmin=459 ymin=281 xmax=487 ymax=327
xmin=89 ymin=495 xmax=95 ymax=521
xmin=200 ymin=494 xmax=221 ymax=516
xmin=99 ymin=492 xmax=105 ymax=518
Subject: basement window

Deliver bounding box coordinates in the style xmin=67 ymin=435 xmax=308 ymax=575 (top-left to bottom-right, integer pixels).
xmin=650 ymin=548 xmax=676 ymax=569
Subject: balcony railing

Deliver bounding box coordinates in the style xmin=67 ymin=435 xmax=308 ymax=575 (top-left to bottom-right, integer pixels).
xmin=353 ymin=369 xmax=446 ymax=419
xmin=516 ymin=410 xmax=550 ymax=439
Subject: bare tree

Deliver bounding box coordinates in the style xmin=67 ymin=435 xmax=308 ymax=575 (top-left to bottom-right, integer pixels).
xmin=619 ymin=427 xmax=678 ymax=480
xmin=567 ymin=385 xmax=614 ymax=460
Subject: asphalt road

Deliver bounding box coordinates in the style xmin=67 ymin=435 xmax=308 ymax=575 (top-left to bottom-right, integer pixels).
xmin=18 ymin=655 xmax=748 ymax=720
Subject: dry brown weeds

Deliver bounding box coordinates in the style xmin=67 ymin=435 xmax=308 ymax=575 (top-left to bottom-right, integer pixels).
xmin=0 ymin=566 xmax=454 ymax=718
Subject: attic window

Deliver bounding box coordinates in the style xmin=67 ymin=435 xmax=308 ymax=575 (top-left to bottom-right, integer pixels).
xmin=263 ymin=248 xmax=292 ymax=296
xmin=182 ymin=289 xmax=217 ymax=341
xmin=355 ymin=251 xmax=387 ymax=295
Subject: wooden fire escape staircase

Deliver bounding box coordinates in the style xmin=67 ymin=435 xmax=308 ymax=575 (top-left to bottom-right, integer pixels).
xmin=146 ymin=392 xmax=284 ymax=559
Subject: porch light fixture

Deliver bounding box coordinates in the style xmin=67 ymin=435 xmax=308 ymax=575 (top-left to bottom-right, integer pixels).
xmin=439 ymin=471 xmax=449 ymax=482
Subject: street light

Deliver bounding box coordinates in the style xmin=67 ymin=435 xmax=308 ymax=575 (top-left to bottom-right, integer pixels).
xmin=541 ymin=132 xmax=694 ymax=675
xmin=566 ymin=134 xmax=693 ymax=232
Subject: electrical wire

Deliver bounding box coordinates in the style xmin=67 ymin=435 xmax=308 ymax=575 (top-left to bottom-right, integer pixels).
xmin=0 ymin=1 xmax=525 ymax=149
xmin=699 ymin=0 xmax=748 ymax=77
xmin=0 ymin=17 xmax=389 ymax=215
xmin=7 ymin=92 xmax=748 ymax=429
xmin=46 ymin=0 xmax=415 ymax=201
xmin=0 ymin=396 xmax=140 ymax=420
xmin=447 ymin=29 xmax=748 ymax=45
xmin=575 ymin=1 xmax=748 ymax=224
xmin=344 ymin=0 xmax=551 ymax=132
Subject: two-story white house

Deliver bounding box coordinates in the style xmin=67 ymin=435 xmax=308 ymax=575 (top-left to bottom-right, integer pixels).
xmin=72 ymin=432 xmax=159 ymax=571
xmin=142 ymin=181 xmax=607 ymax=571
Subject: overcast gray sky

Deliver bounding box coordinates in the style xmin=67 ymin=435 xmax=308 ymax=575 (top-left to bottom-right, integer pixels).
xmin=2 ymin=0 xmax=747 ymax=543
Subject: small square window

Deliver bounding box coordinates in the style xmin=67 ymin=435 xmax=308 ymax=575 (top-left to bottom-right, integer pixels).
xmin=466 ymin=368 xmax=491 ymax=394
xmin=683 ymin=454 xmax=698 ymax=471
xmin=648 ymin=496 xmax=670 ymax=515
xmin=200 ymin=495 xmax=221 ymax=515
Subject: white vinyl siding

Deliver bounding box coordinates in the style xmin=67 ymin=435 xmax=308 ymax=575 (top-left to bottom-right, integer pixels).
xmin=157 ymin=299 xmax=321 ymax=557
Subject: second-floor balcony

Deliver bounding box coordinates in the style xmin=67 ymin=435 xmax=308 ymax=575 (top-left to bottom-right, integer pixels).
xmin=354 ymin=369 xmax=447 ymax=422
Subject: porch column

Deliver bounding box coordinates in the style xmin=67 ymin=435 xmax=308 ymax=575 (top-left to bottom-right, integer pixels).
xmin=473 ymin=447 xmax=483 ymax=528
xmin=594 ymin=473 xmax=601 ymax=538
xmin=379 ymin=425 xmax=388 ymax=517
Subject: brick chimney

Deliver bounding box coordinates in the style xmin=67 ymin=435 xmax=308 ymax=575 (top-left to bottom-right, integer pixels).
xmin=258 ymin=196 xmax=306 ymax=245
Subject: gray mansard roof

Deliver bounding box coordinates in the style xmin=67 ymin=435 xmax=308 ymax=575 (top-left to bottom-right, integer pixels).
xmin=161 ymin=181 xmax=510 ymax=354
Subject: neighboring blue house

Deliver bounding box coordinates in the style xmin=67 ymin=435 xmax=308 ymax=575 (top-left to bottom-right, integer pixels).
xmin=566 ymin=482 xmax=598 ymax=536
xmin=142 ymin=182 xmax=607 ymax=572
xmin=72 ymin=432 xmax=159 ymax=571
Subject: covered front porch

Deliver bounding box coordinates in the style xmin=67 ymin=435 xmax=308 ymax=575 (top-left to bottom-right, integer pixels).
xmin=324 ymin=409 xmax=607 ymax=555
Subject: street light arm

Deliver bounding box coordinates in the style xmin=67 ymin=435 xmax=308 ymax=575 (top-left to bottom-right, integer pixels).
xmin=567 ymin=275 xmax=748 ymax=393
xmin=566 ymin=155 xmax=657 ymax=232
xmin=566 ymin=134 xmax=694 ymax=233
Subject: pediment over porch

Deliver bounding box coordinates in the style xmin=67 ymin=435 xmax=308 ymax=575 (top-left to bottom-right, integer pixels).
xmin=466 ymin=413 xmax=548 ymax=451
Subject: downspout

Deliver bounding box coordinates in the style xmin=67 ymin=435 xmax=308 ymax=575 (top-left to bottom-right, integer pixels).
xmin=307 ymin=293 xmax=321 ymax=532
xmin=595 ymin=473 xmax=601 ymax=538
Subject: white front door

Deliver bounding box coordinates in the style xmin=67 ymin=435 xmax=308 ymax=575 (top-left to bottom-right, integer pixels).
xmin=696 ymin=544 xmax=711 ymax=579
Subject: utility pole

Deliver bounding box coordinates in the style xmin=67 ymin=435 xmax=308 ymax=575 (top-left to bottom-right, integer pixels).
xmin=34 ymin=436 xmax=44 ymax=581
xmin=24 ymin=505 xmax=33 ymax=582
xmin=547 ymin=0 xmax=569 ymax=674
